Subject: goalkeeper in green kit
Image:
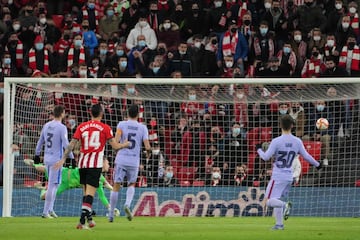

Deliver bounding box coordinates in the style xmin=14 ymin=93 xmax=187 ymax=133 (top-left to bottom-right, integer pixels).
xmin=30 ymin=158 xmax=119 ymax=217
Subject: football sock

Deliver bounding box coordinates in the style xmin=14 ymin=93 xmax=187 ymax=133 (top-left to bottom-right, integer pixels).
xmin=80 ymin=195 xmax=93 ymax=224
xmin=125 ymin=186 xmax=135 ymax=207
xmin=274 ymin=207 xmax=284 ymax=226
xmin=109 ymin=191 xmax=119 ymax=218
xmin=43 ymin=183 xmax=57 ymax=215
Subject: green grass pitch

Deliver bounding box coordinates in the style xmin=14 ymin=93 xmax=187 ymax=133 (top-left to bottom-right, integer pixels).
xmin=0 ymin=217 xmax=359 ymax=240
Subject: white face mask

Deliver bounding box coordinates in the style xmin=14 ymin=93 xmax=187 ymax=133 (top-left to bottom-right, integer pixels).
xmin=294 ymin=34 xmax=302 ymax=42
xmin=313 ymin=35 xmax=321 ymax=41
xmin=139 ymin=20 xmax=147 ymax=27
xmin=327 ymin=39 xmax=335 ymax=47
xmin=349 ymin=7 xmax=357 ymax=14
xmin=212 ymin=172 xmax=221 ymax=179
xmin=194 ymin=42 xmax=201 ymax=48
xmin=39 ymin=18 xmax=47 ymax=24
xmin=163 ymin=23 xmax=171 ymax=30
xmin=225 ymin=61 xmax=233 ymax=68
xmin=335 ymin=3 xmax=342 ymax=10
xmin=79 ymin=69 xmax=87 ymax=76
xmin=342 ymin=22 xmax=350 ymax=28
xmin=214 ymin=1 xmax=223 ymax=7
xmin=13 ymin=24 xmax=20 ymax=31
xmin=264 ymin=2 xmax=272 ymax=9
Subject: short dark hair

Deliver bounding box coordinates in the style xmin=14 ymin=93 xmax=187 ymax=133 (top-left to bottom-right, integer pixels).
xmin=280 ymin=114 xmax=295 ymax=131
xmin=53 ymin=105 xmax=65 ymax=118
xmin=128 ymin=104 xmax=139 ymax=118
xmin=91 ymin=104 xmax=103 ymax=118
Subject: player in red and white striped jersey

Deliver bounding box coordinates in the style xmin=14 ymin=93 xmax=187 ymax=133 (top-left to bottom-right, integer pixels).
xmin=58 ymin=104 xmax=129 ymax=229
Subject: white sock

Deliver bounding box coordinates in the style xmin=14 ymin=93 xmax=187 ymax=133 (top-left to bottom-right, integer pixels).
xmin=274 ymin=208 xmax=284 ymax=226
xmin=125 ymin=186 xmax=135 ymax=207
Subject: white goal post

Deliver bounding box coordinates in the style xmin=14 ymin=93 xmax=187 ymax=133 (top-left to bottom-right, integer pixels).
xmin=2 ymin=77 xmax=360 ymax=217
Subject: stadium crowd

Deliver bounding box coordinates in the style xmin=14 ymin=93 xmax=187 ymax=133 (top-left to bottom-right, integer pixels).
xmin=0 ymin=0 xmax=358 ymax=187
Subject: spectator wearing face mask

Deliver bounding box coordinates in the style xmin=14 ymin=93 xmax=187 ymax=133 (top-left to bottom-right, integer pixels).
xmin=23 ymin=35 xmax=56 ymax=76
xmin=168 ymin=42 xmax=192 ymax=77
xmin=183 ymin=3 xmax=209 ymax=40
xmin=303 ymin=100 xmax=335 ymax=166
xmin=127 ymin=34 xmax=154 ymax=75
xmin=301 ymin=46 xmax=326 ymax=78
xmin=81 ymin=19 xmax=98 ymax=57
xmin=276 ymin=41 xmax=297 ymax=75
xmin=252 ymin=21 xmax=275 ymax=63
xmin=61 ymin=33 xmax=91 ymax=71
xmin=325 ymin=0 xmax=346 ymax=34
xmin=99 ymin=4 xmax=121 ymax=41
xmin=347 ymin=1 xmax=360 ymax=37
xmin=338 ymin=35 xmax=360 ymax=76
xmin=157 ymin=17 xmax=180 ymax=52
xmin=217 ymin=19 xmax=248 ymax=73
xmin=307 ymin=28 xmax=326 ymax=57
xmin=0 ymin=52 xmax=18 ymax=80
xmin=323 ymin=33 xmax=340 ymax=62
xmin=78 ymin=0 xmax=100 ymax=33
xmin=207 ymin=0 xmax=230 ymax=36
xmin=126 ymin=15 xmax=158 ymax=51
xmin=158 ymin=165 xmax=178 ymax=187
xmin=289 ymin=29 xmax=307 ymax=77
xmin=201 ymin=33 xmax=220 ymax=77
xmin=335 ymin=15 xmax=356 ymax=49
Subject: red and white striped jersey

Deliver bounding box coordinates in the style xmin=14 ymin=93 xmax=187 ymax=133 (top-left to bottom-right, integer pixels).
xmin=73 ymin=120 xmax=113 ymax=169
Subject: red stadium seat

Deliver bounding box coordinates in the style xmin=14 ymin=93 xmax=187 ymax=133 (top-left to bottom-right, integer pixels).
xmin=179 ymin=180 xmax=191 ymax=187
xmin=355 ymin=180 xmax=360 ymax=187
xmin=299 ymin=141 xmax=322 ymax=175
xmin=175 ymin=167 xmax=196 ymax=183
xmin=247 ymin=127 xmax=272 ymax=153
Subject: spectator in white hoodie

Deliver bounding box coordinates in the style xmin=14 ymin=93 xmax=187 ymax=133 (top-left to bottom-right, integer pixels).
xmin=126 ymin=14 xmax=158 ymax=51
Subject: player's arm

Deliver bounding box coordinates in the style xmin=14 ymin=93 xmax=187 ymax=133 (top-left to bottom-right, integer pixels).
xmin=54 ymin=138 xmax=78 ymax=170
xmin=299 ymin=142 xmax=322 ymax=169
xmin=109 ymin=126 xmax=130 ymax=150
xmin=256 ymin=141 xmax=275 ymax=161
xmin=34 ymin=129 xmax=46 ymax=164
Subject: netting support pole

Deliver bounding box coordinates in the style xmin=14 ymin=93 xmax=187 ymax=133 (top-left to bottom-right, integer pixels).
xmin=2 ymin=80 xmax=15 ymax=217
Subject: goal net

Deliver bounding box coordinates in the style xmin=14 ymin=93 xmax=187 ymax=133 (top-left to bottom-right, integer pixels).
xmin=2 ymin=77 xmax=360 ymax=217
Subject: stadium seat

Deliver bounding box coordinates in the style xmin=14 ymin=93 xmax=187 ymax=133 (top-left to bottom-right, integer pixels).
xmin=175 ymin=167 xmax=196 ymax=183
xmin=247 ymin=127 xmax=272 ymax=153
xmin=179 ymin=180 xmax=191 ymax=187
xmin=355 ymin=180 xmax=360 ymax=187
xmin=299 ymin=141 xmax=322 ymax=175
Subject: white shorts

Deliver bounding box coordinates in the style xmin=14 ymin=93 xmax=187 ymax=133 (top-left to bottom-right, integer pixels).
xmin=113 ymin=164 xmax=139 ymax=184
xmin=265 ymin=179 xmax=292 ymax=199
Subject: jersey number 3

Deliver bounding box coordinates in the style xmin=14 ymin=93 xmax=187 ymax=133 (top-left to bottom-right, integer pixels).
xmin=276 ymin=151 xmax=296 ymax=168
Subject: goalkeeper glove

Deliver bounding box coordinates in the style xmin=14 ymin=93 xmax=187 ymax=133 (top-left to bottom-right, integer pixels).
xmin=316 ymin=162 xmax=322 ymax=170
xmin=255 ymin=143 xmax=262 ymax=151
xmin=33 ymin=155 xmax=41 ymax=164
